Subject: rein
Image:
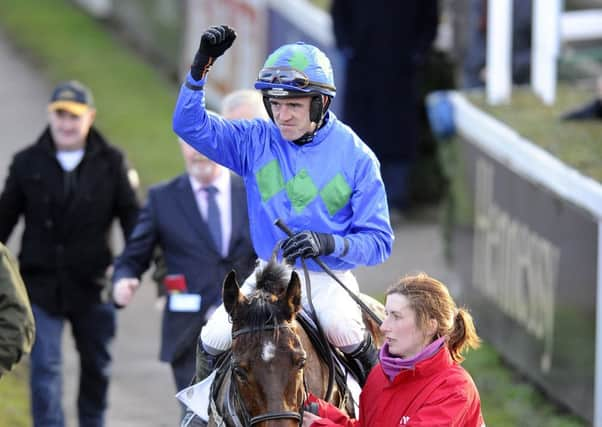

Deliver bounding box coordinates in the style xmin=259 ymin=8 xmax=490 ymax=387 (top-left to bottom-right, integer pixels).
xmin=269 ymin=233 xmax=336 ymax=402
xmin=300 ymin=258 xmax=336 ymax=402
xmin=275 ymin=219 xmax=383 ymax=326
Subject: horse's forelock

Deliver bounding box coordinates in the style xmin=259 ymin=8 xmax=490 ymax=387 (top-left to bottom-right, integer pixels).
xmin=255 ymin=261 xmax=290 ymax=295
xmin=231 ymin=262 xmax=296 ymax=347
xmin=232 ymin=290 xmax=283 ymax=334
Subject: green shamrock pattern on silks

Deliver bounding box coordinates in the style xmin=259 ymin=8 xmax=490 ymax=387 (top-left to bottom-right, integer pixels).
xmin=256 ymin=160 xmax=351 ymax=216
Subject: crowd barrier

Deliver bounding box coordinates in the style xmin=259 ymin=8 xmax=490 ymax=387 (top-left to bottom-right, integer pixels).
xmin=444 ymin=91 xmax=602 ymax=425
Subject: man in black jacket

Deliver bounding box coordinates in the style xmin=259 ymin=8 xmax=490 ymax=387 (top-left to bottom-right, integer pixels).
xmin=0 ymin=80 xmax=139 ymax=427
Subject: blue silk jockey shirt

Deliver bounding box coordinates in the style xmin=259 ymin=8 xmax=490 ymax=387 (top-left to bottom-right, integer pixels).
xmin=173 ymin=74 xmax=394 ymax=272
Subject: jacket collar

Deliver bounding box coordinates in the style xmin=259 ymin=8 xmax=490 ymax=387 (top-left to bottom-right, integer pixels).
xmin=37 ymin=126 xmax=108 ymax=160
xmin=387 ymin=346 xmax=454 ymax=384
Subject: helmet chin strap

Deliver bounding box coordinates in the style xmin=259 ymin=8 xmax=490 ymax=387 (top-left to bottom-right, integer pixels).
xmin=292 ymin=113 xmax=327 ymax=146
xmin=292 ymin=131 xmax=316 ymax=146
xmin=291 ymin=95 xmax=331 ymax=146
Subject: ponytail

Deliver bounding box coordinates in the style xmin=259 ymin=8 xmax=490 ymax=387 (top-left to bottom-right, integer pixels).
xmin=447 ymin=308 xmax=481 ymax=363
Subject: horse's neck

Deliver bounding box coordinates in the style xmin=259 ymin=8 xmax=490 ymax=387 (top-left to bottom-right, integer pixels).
xmin=295 ymin=320 xmax=347 ymax=410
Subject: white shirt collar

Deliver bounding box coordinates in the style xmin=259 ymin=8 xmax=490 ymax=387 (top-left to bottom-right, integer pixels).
xmin=188 ymin=166 xmax=230 ymax=194
xmin=56 ymin=149 xmax=85 ymax=172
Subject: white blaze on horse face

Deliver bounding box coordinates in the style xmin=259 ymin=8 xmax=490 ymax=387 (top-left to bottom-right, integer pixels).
xmin=262 ymin=341 xmax=276 ymax=362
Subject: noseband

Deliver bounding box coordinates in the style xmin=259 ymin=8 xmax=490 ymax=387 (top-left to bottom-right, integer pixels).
xmin=218 ymin=323 xmax=307 ymax=426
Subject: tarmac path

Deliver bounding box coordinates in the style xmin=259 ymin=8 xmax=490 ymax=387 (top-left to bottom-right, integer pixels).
xmin=0 ymin=29 xmax=458 ymax=426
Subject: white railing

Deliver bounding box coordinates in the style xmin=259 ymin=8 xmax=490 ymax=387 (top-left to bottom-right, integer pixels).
xmin=487 ymin=3 xmax=602 ymax=105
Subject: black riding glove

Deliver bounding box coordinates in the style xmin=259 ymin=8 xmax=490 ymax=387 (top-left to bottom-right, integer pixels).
xmin=281 ymin=231 xmax=335 ymax=263
xmin=190 ymin=25 xmax=237 ymax=81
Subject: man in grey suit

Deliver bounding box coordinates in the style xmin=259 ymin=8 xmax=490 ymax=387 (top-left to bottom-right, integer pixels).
xmin=111 ymin=90 xmax=265 ymax=402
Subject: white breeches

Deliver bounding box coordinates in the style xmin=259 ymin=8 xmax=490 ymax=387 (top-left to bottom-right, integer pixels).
xmin=200 ymin=261 xmax=365 ymax=351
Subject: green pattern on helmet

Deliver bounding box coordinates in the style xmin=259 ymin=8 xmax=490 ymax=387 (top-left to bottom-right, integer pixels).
xmin=264 ymin=51 xmax=282 ymax=68
xmin=320 ymin=173 xmax=352 ymax=216
xmin=255 ymin=160 xmax=351 ymax=215
xmin=255 ymin=43 xmax=336 ymax=97
xmin=285 ymin=169 xmax=318 ymax=213
xmin=256 ymin=160 xmax=285 ymax=201
xmin=288 ymin=48 xmax=310 ymax=71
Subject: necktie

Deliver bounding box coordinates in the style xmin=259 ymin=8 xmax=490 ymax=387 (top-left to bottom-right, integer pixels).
xmin=204 ymin=186 xmax=222 ymax=254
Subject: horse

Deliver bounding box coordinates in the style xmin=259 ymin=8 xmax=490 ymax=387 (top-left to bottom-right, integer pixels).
xmin=208 ymin=260 xmax=384 ymax=427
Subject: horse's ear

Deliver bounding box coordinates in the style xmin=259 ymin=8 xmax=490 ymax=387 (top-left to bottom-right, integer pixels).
xmin=283 ymin=271 xmax=302 ymax=318
xmin=223 ymin=270 xmax=241 ymax=315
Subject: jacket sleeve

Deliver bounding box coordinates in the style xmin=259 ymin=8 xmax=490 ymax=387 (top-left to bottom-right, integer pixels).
xmin=112 ymin=192 xmax=158 ymax=283
xmin=172 ymin=74 xmax=266 ymax=177
xmin=0 ymin=244 xmax=35 ymax=377
xmin=113 ymin=153 xmax=140 ymax=240
xmin=340 ymin=149 xmax=393 ymax=267
xmin=305 ymin=394 xmax=359 ymax=427
xmin=0 ymin=155 xmax=24 ymax=243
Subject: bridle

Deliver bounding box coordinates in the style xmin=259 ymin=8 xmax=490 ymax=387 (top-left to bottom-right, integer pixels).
xmin=212 ymin=323 xmax=307 ymax=426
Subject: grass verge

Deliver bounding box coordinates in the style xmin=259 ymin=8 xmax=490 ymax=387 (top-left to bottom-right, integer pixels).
xmin=0 ymin=361 xmax=31 ymax=427
xmin=468 ymin=85 xmax=602 ymax=182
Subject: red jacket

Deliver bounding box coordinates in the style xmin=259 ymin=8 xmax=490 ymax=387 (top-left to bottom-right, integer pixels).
xmin=309 ymin=347 xmax=485 ymax=427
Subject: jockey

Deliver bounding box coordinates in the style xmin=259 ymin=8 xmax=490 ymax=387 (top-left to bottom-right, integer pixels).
xmin=173 ymin=25 xmax=394 ymax=388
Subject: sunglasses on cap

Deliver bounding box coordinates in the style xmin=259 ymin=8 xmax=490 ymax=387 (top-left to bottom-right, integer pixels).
xmin=257 ymin=67 xmax=311 ymax=88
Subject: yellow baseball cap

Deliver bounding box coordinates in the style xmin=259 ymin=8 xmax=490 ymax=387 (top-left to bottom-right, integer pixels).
xmin=48 ymin=80 xmax=95 ymax=116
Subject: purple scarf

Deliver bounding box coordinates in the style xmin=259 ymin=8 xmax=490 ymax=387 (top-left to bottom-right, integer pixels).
xmin=379 ymin=337 xmax=446 ymax=382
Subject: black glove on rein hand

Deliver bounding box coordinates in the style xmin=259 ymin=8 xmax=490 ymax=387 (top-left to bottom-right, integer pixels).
xmin=281 ymin=231 xmax=335 ymax=263
xmin=190 ymin=25 xmax=237 ymax=80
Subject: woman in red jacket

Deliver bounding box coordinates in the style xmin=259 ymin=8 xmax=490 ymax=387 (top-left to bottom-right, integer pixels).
xmin=303 ymin=273 xmax=485 ymax=427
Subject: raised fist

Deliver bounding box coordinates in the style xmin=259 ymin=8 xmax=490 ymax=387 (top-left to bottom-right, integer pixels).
xmin=191 ymin=25 xmax=237 ymax=81
xmin=200 ymin=25 xmax=237 ymax=57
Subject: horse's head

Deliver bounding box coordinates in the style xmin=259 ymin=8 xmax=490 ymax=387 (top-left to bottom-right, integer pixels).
xmin=222 ymin=262 xmax=306 ymax=426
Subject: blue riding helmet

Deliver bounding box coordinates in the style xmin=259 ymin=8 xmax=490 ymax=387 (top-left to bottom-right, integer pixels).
xmin=254 ymin=42 xmax=336 ymax=98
